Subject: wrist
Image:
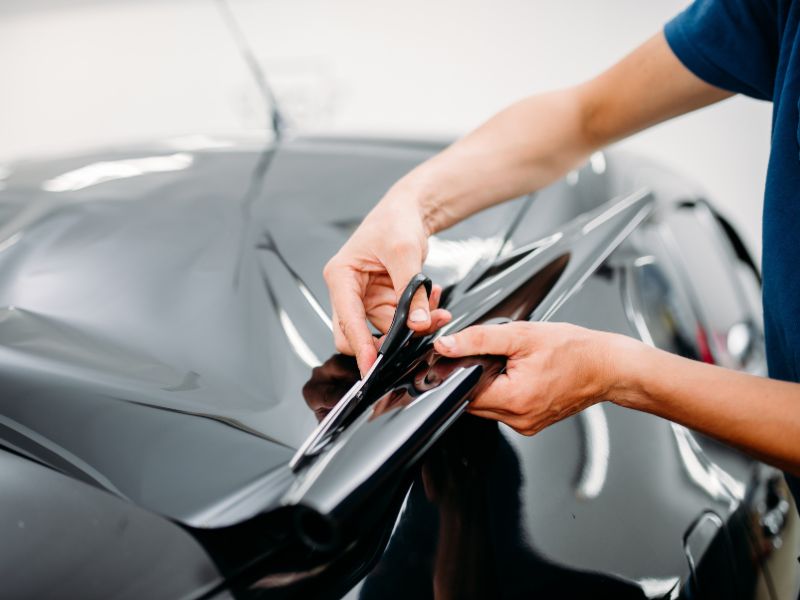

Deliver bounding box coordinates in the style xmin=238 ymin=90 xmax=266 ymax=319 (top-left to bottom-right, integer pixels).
xmin=390 ymin=172 xmax=453 ymax=236
xmin=602 ymin=333 xmax=653 ymax=410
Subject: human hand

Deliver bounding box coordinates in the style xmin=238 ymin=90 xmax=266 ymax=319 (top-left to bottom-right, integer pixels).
xmin=433 ymin=321 xmax=632 ymax=435
xmin=324 ymin=190 xmax=452 ymax=375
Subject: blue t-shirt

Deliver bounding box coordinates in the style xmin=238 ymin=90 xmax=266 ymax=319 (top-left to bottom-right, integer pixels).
xmin=666 ymin=0 xmax=799 ymax=382
xmin=665 ymin=0 xmax=800 ymax=492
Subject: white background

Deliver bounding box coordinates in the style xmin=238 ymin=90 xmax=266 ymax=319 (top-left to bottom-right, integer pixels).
xmin=0 ymin=0 xmax=772 ymax=258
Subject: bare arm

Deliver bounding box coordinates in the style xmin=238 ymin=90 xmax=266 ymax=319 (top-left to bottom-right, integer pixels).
xmin=432 ymin=323 xmax=800 ymax=477
xmin=618 ymin=342 xmax=800 ymax=475
xmin=326 ymin=30 xmax=800 ymax=476
xmin=406 ymin=32 xmax=731 ymax=232
xmin=325 ymin=31 xmax=731 ymax=373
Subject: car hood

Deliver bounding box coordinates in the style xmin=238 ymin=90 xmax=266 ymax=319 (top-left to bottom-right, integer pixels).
xmin=1 ymin=137 xmax=774 ymax=600
xmin=0 ymin=136 xmax=544 ymax=523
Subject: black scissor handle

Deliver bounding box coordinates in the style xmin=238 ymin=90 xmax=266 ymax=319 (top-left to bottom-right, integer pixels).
xmin=380 ymin=273 xmax=432 ymax=360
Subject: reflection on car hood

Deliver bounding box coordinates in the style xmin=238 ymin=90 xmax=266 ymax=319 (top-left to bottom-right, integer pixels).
xmin=1 ymin=138 xmax=780 ymax=600
xmin=0 ymin=138 xmax=536 ymax=523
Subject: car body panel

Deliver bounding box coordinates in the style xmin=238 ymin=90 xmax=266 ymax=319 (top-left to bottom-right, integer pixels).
xmin=0 ymin=136 xmax=794 ymax=598
xmin=0 ymin=448 xmax=222 ymax=599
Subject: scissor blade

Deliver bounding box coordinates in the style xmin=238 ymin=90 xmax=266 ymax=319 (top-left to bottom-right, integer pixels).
xmin=290 ymin=354 xmax=384 ymax=469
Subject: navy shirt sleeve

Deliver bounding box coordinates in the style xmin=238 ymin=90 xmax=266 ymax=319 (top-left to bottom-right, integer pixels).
xmin=664 ymin=0 xmax=780 ymax=101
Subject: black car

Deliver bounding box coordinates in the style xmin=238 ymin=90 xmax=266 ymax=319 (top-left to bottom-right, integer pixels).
xmin=0 ymin=129 xmax=795 ymax=599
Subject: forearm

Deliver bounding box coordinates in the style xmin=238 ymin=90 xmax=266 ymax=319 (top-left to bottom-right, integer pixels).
xmin=389 ymin=32 xmax=730 ymax=235
xmin=399 ymin=88 xmax=594 ymax=234
xmin=613 ymin=337 xmax=800 ymax=475
xmin=326 ymin=32 xmax=732 ymax=371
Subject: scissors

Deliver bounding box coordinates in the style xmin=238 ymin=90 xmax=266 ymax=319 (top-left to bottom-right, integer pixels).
xmin=290 ymin=273 xmax=432 ymax=470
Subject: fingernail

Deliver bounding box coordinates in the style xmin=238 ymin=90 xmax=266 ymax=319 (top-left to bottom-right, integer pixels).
xmin=410 ymin=309 xmax=429 ymax=323
xmin=437 ymin=335 xmax=455 ymax=350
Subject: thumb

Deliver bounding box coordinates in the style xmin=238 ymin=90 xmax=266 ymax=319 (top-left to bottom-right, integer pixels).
xmin=434 ymin=323 xmax=528 ymax=358
xmin=384 ymin=245 xmax=430 ymax=332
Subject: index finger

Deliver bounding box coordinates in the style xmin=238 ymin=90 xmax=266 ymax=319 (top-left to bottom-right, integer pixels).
xmin=326 ymin=266 xmax=378 ymax=375
xmin=434 ymin=323 xmax=528 ymax=358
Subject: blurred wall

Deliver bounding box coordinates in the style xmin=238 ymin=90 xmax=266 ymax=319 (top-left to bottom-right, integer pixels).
xmin=0 ymin=0 xmax=771 ymax=258
xmin=0 ymin=0 xmax=268 ymax=159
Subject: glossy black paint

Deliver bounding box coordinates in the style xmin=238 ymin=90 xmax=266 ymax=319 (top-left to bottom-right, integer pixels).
xmin=0 ymin=136 xmax=794 ymax=598
xmin=0 ymin=447 xmax=221 ymax=599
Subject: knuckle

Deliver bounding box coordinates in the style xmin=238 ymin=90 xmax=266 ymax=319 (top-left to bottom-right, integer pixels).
xmin=323 ymin=260 xmax=339 ymax=282
xmin=509 ymin=420 xmax=528 ymax=435
xmin=335 ymin=337 xmax=352 ymax=354
xmin=390 ymin=238 xmax=418 ymax=259
xmin=507 ymin=414 xmax=539 ymax=436
xmin=470 ymin=327 xmax=485 ymax=348
xmin=511 ymin=328 xmax=530 ymax=353
xmin=507 ymin=396 xmax=527 ymax=416
xmin=510 ymin=321 xmax=531 ymax=335
xmin=337 ymin=317 xmax=352 ymax=338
